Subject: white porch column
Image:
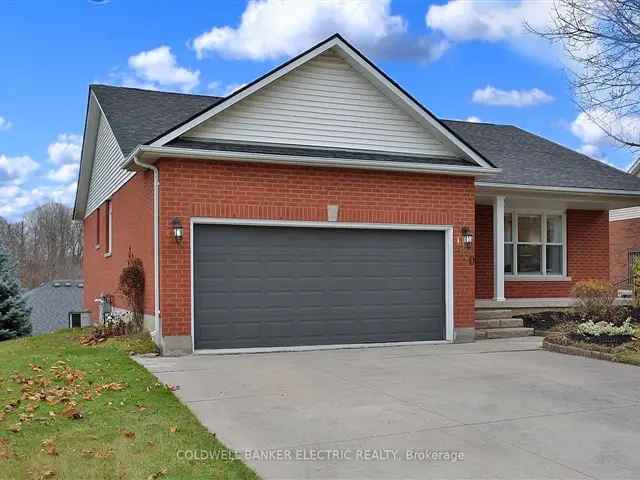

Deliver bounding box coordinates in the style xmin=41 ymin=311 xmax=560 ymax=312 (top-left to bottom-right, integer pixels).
xmin=493 ymin=196 xmax=506 ymax=301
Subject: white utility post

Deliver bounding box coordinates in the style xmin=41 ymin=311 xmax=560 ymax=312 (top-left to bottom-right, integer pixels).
xmin=493 ymin=196 xmax=506 ymax=301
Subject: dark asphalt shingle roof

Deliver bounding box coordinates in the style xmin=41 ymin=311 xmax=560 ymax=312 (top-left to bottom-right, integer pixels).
xmin=168 ymin=139 xmax=478 ymax=167
xmin=23 ymin=280 xmax=84 ymax=335
xmin=443 ymin=120 xmax=640 ymax=191
xmin=91 ymin=85 xmax=221 ymax=157
xmin=90 ymin=85 xmax=640 ymax=192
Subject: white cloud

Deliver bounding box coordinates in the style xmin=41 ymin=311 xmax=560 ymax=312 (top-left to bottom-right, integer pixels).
xmin=207 ymin=81 xmax=247 ymax=97
xmin=0 ymin=116 xmax=12 ymax=131
xmin=47 ymin=163 xmax=79 ymax=183
xmin=577 ymin=144 xmax=601 ymax=158
xmin=0 ymin=154 xmax=39 ymax=184
xmin=465 ymin=116 xmax=481 ymax=123
xmin=192 ymin=0 xmax=447 ymax=62
xmin=47 ymin=133 xmax=82 ymax=165
xmin=128 ymin=46 xmax=200 ymax=92
xmin=472 ymin=85 xmax=554 ymax=107
xmin=425 ymin=0 xmax=561 ymax=63
xmin=426 ymin=0 xmax=552 ymax=42
xmin=0 ymin=182 xmax=77 ymax=220
xmin=571 ymin=109 xmax=640 ymax=146
xmin=223 ymin=83 xmax=247 ymax=96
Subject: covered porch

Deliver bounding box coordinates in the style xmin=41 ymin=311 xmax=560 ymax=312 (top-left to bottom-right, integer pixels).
xmin=474 ymin=184 xmax=638 ymax=310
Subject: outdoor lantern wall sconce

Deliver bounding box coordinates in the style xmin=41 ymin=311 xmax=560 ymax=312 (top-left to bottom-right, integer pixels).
xmin=172 ymin=218 xmax=184 ymax=244
xmin=462 ymin=227 xmax=473 ymax=249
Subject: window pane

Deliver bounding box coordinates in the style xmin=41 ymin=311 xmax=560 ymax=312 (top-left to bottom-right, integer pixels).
xmin=504 ymin=244 xmax=513 ymax=273
xmin=504 ymin=213 xmax=512 ymax=242
xmin=517 ymin=244 xmax=541 ymax=273
xmin=546 ymin=245 xmax=563 ymax=274
xmin=518 ymin=215 xmax=541 ymax=243
xmin=547 ymin=215 xmax=563 ymax=243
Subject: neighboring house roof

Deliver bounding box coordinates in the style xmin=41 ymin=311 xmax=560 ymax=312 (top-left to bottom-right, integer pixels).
xmin=23 ymin=280 xmax=84 ymax=335
xmin=443 ymin=120 xmax=640 ymax=192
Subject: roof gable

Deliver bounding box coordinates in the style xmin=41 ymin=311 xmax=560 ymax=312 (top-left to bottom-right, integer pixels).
xmin=149 ymin=34 xmax=494 ymax=169
xmin=183 ymin=49 xmax=457 ymax=157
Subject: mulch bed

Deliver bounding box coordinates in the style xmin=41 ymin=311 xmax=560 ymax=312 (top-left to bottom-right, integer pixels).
xmin=522 ymin=305 xmax=640 ymax=332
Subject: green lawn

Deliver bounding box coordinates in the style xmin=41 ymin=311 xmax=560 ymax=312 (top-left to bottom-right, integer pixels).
xmin=0 ymin=329 xmax=257 ymax=480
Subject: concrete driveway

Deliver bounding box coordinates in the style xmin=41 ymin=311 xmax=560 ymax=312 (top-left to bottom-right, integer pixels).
xmin=137 ymin=338 xmax=640 ymax=479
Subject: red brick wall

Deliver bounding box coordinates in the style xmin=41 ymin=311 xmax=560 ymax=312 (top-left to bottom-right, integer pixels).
xmin=157 ymin=159 xmax=477 ymax=337
xmin=474 ymin=207 xmax=609 ymax=298
xmin=475 ymin=205 xmax=494 ymax=299
xmin=83 ymin=172 xmax=155 ymax=321
xmin=610 ymin=217 xmax=640 ymax=285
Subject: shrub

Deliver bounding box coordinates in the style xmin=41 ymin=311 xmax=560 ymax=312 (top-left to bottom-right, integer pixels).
xmin=633 ymin=257 xmax=640 ymax=307
xmin=576 ymin=318 xmax=636 ymax=337
xmin=575 ymin=318 xmax=637 ymax=345
xmin=118 ymin=250 xmax=145 ymax=332
xmin=572 ymin=279 xmax=617 ymax=322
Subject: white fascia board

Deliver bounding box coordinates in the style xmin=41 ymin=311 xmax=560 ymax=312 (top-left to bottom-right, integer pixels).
xmin=122 ymin=145 xmax=499 ymax=177
xmin=73 ymin=91 xmax=101 ymax=220
xmin=148 ymin=35 xmax=496 ymax=171
xmin=476 ymin=181 xmax=640 ymax=197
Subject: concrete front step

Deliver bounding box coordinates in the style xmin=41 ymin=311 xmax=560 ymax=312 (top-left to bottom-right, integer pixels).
xmin=475 ymin=309 xmax=513 ymax=321
xmin=475 ymin=318 xmax=524 ymax=329
xmin=476 ymin=327 xmax=534 ymax=340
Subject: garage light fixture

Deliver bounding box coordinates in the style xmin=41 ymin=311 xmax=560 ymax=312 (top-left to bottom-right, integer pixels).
xmin=462 ymin=227 xmax=473 ymax=249
xmin=171 ymin=218 xmax=184 ymax=243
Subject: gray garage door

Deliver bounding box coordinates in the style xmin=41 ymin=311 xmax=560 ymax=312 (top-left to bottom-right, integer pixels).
xmin=193 ymin=224 xmax=446 ymax=350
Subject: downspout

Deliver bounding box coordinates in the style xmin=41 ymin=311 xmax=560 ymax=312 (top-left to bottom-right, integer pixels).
xmin=133 ymin=154 xmax=161 ymax=344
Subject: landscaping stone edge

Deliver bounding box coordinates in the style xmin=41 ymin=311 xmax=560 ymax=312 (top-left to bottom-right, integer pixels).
xmin=543 ymin=338 xmax=618 ymax=362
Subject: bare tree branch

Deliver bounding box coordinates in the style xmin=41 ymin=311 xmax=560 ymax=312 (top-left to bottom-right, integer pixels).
xmin=527 ymin=0 xmax=640 ymax=150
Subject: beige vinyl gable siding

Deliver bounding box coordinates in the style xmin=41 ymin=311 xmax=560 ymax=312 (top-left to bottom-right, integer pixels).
xmin=86 ymin=113 xmax=133 ymax=216
xmin=184 ymin=49 xmax=457 ymax=157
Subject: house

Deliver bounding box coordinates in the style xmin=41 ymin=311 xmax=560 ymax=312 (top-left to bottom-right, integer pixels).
xmin=73 ymin=34 xmax=640 ymax=355
xmin=610 ymin=160 xmax=640 ymax=289
xmin=24 ymin=280 xmax=89 ymax=335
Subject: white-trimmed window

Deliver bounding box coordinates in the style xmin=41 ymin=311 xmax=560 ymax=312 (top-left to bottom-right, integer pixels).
xmin=105 ymin=199 xmax=113 ymax=257
xmin=504 ymin=211 xmax=566 ymax=277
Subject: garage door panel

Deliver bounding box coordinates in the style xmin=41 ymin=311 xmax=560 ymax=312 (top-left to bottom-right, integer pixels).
xmin=193 ymin=224 xmax=446 ymax=349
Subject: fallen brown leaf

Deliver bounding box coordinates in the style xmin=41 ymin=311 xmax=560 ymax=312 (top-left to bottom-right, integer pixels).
xmin=94 ymin=448 xmax=113 ymax=459
xmin=169 ymin=426 xmax=177 ymax=433
xmin=40 ymin=470 xmax=56 ymax=479
xmin=80 ymin=448 xmax=95 ymax=458
xmin=123 ymin=430 xmax=136 ymax=440
xmin=136 ymin=404 xmax=146 ymax=412
xmin=41 ymin=439 xmax=58 ymax=456
xmin=61 ymin=405 xmax=83 ymax=420
xmin=147 ymin=467 xmax=168 ymax=480
xmin=8 ymin=425 xmax=21 ymax=433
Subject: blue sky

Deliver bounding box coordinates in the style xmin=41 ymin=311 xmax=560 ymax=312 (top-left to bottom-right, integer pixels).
xmin=0 ymin=0 xmax=634 ymax=221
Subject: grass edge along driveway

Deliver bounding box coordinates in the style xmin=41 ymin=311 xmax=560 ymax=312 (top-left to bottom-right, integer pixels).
xmin=0 ymin=329 xmax=257 ymax=480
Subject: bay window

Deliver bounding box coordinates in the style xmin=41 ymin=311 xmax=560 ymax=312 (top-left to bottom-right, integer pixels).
xmin=504 ymin=211 xmax=566 ymax=277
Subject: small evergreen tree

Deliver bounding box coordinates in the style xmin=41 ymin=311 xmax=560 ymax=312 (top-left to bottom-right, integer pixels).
xmin=0 ymin=248 xmax=31 ymax=340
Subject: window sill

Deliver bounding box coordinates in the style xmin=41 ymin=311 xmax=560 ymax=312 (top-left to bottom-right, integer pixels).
xmin=104 ymin=252 xmax=112 ymax=258
xmin=505 ymin=275 xmax=572 ymax=282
